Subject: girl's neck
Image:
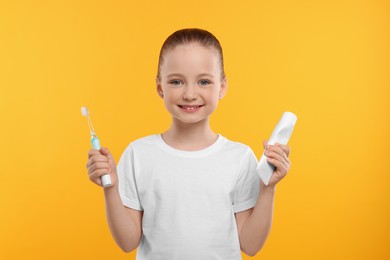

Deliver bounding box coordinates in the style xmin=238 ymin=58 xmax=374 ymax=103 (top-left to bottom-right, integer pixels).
xmin=161 ymin=118 xmax=218 ymax=151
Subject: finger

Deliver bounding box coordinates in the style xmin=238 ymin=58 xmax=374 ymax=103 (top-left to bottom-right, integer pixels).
xmin=266 ymin=156 xmax=286 ymax=170
xmin=95 ymin=178 xmax=102 ymax=186
xmin=87 ymin=161 xmax=111 ymax=175
xmin=88 ymin=149 xmax=101 ymax=159
xmin=263 ymin=140 xmax=268 ymax=149
xmin=267 ymin=157 xmax=288 ymax=175
xmin=268 ymin=152 xmax=291 ymax=173
xmin=265 ymin=150 xmax=289 ymax=169
xmin=86 ymin=155 xmax=109 ymax=171
xmin=278 ymin=143 xmax=290 ymax=157
xmin=100 ymin=148 xmax=117 ymax=171
xmin=89 ymin=168 xmax=111 ymax=180
xmin=91 ymin=154 xmax=109 ymax=162
xmin=275 ymin=143 xmax=290 ymax=157
xmin=89 ymin=172 xmax=103 ymax=186
xmin=267 ymin=145 xmax=289 ymax=163
xmin=100 ymin=147 xmax=114 ymax=160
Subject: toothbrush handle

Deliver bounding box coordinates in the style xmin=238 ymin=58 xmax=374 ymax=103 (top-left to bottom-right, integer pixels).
xmin=91 ymin=137 xmax=113 ymax=188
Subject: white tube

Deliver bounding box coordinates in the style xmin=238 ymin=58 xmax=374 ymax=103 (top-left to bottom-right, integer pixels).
xmin=257 ymin=112 xmax=297 ymax=185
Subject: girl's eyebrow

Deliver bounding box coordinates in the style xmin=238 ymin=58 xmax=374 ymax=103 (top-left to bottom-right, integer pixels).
xmin=167 ymin=73 xmax=182 ymax=78
xmin=198 ymin=73 xmax=214 ymax=77
xmin=167 ymin=73 xmax=214 ymax=78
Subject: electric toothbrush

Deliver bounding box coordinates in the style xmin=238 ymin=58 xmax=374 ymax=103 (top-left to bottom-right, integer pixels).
xmin=81 ymin=106 xmax=112 ymax=188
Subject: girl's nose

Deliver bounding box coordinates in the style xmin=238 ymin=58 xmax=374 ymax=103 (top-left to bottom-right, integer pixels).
xmin=182 ymin=85 xmax=198 ymax=101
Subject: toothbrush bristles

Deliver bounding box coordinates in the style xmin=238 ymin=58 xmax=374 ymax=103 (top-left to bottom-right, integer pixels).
xmin=81 ymin=106 xmax=96 ymax=135
xmin=81 ymin=106 xmax=89 ymax=117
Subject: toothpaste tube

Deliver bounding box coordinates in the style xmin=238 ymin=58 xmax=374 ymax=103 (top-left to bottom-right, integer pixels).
xmin=257 ymin=112 xmax=297 ymax=185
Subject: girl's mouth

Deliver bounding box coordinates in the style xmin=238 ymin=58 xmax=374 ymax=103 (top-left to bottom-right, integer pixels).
xmin=178 ymin=105 xmax=204 ymax=112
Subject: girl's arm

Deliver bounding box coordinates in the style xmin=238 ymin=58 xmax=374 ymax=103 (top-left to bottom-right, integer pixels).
xmin=87 ymin=147 xmax=143 ymax=253
xmin=238 ymin=142 xmax=291 ymax=256
xmin=104 ymin=186 xmax=143 ymax=253
xmin=237 ymin=185 xmax=275 ymax=256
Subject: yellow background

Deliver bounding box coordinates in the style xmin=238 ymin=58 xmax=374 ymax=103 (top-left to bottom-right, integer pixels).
xmin=1 ymin=0 xmax=389 ymax=259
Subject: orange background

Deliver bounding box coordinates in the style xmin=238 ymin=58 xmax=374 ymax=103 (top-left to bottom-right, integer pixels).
xmin=0 ymin=0 xmax=389 ymax=259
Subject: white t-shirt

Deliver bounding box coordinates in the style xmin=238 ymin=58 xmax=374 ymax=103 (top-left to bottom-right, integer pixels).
xmin=117 ymin=133 xmax=260 ymax=260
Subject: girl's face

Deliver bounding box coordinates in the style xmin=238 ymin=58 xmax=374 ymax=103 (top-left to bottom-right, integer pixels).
xmin=156 ymin=43 xmax=227 ymax=126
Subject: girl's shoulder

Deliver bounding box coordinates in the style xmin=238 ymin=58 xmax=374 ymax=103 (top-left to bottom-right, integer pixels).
xmin=120 ymin=134 xmax=158 ymax=154
xmin=219 ymin=135 xmax=255 ymax=156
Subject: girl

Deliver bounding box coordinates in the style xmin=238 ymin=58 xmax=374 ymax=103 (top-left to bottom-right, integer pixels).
xmin=86 ymin=28 xmax=291 ymax=260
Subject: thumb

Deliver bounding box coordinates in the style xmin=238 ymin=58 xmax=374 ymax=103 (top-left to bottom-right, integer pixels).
xmin=100 ymin=147 xmax=117 ymax=171
xmin=100 ymin=147 xmax=114 ymax=161
xmin=263 ymin=139 xmax=268 ymax=149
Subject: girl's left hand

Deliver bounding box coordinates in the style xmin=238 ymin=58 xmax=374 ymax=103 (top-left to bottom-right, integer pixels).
xmin=262 ymin=139 xmax=291 ymax=188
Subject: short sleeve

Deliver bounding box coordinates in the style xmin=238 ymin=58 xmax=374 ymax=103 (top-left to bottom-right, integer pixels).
xmin=116 ymin=144 xmax=143 ymax=211
xmin=233 ymin=147 xmax=260 ymax=213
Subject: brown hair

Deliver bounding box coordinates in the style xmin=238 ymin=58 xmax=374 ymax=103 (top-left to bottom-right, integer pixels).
xmin=156 ymin=28 xmax=225 ymax=81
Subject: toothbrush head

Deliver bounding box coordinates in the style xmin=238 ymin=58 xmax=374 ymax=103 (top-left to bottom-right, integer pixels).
xmin=81 ymin=106 xmax=96 ymax=135
xmin=81 ymin=106 xmax=89 ymax=117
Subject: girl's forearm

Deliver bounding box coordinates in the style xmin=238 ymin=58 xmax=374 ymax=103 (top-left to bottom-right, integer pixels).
xmin=103 ymin=186 xmax=141 ymax=252
xmin=239 ymin=185 xmax=275 ymax=256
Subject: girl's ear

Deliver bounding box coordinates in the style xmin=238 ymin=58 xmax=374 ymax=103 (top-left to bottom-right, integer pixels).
xmin=156 ymin=77 xmax=164 ymax=98
xmin=219 ymin=77 xmax=228 ymax=99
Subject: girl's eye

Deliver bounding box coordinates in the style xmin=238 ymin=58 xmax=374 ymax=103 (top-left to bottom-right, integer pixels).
xmin=199 ymin=80 xmax=211 ymax=86
xmin=169 ymin=80 xmax=183 ymax=86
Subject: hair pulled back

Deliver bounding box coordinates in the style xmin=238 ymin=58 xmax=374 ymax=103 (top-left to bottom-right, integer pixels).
xmin=156 ymin=28 xmax=225 ymax=81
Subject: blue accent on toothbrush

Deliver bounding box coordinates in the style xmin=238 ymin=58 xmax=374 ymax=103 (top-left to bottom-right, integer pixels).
xmin=91 ymin=137 xmax=101 ymax=150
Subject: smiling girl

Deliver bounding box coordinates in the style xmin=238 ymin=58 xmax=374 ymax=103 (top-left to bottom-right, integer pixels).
xmin=86 ymin=28 xmax=291 ymax=260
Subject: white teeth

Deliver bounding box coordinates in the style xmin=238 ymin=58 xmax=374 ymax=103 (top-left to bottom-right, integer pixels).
xmin=181 ymin=106 xmax=200 ymax=110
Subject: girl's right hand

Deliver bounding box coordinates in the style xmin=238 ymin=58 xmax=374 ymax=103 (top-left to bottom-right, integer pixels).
xmin=86 ymin=147 xmax=118 ymax=188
